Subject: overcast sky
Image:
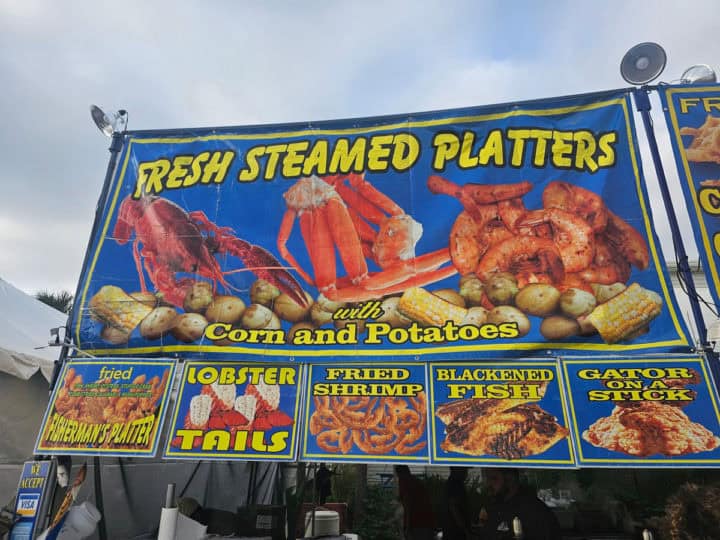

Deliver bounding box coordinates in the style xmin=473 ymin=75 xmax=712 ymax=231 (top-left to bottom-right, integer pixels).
xmin=1 ymin=0 xmax=718 ymax=296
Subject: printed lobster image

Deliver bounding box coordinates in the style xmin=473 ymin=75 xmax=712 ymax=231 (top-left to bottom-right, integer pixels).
xmin=277 ymin=173 xmax=457 ymax=302
xmin=113 ymin=194 xmax=307 ymax=308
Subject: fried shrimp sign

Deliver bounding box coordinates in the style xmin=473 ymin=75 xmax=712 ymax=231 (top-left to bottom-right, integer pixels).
xmin=302 ymin=364 xmax=430 ymax=462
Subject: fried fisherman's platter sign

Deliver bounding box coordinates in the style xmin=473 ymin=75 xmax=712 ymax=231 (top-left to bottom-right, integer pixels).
xmin=36 ymin=359 xmax=175 ymax=457
xmin=72 ymin=90 xmax=689 ymax=360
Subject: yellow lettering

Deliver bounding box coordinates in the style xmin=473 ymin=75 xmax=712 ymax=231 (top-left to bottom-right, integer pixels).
xmin=507 ymin=129 xmax=530 ymax=167
xmin=551 ymin=131 xmax=573 ymax=167
xmin=431 ymin=132 xmax=460 ymax=170
xmin=329 ymin=138 xmax=366 ymax=173
xmin=699 ymin=187 xmax=720 ymax=215
xmin=238 ymin=146 xmax=265 ymax=181
xmin=597 ymin=132 xmax=617 ymax=167
xmin=478 ymin=129 xmax=504 ymax=166
xmin=573 ymin=131 xmax=598 ymax=172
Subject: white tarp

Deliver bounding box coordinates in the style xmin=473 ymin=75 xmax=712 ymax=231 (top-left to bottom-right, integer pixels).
xmin=0 ymin=277 xmax=66 ymax=381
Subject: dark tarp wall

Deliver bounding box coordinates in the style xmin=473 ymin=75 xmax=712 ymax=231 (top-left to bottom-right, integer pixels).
xmin=48 ymin=460 xmax=278 ymax=540
xmin=0 ymin=371 xmax=49 ymax=502
xmin=0 ymin=366 xmax=278 ymax=539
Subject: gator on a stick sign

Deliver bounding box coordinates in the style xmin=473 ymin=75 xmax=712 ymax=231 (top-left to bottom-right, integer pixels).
xmin=72 ymin=90 xmax=689 ymax=360
xmin=563 ymin=357 xmax=720 ymax=467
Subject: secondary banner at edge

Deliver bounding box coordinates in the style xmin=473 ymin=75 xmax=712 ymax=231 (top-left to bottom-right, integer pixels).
xmin=659 ymin=85 xmax=720 ymax=314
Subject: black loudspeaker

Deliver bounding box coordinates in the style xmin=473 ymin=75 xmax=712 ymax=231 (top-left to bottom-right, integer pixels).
xmin=620 ymin=42 xmax=667 ymax=85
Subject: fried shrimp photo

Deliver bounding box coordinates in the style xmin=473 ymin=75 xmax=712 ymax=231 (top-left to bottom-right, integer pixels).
xmin=309 ymin=392 xmax=427 ymax=455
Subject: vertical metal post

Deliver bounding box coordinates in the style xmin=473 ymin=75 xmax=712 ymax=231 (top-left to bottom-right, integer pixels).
xmin=48 ymin=131 xmax=124 ymax=392
xmin=93 ymin=456 xmax=108 ymax=540
xmin=633 ymin=87 xmax=709 ymax=348
xmin=44 ymin=131 xmax=122 ymax=540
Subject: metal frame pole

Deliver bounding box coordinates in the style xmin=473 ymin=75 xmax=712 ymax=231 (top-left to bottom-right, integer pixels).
xmin=93 ymin=456 xmax=107 ymax=540
xmin=48 ymin=131 xmax=124 ymax=392
xmin=633 ymin=87 xmax=709 ymax=349
xmin=44 ymin=131 xmax=123 ymax=540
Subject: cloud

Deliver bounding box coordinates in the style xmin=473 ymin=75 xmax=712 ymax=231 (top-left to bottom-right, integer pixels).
xmin=0 ymin=0 xmax=719 ymax=297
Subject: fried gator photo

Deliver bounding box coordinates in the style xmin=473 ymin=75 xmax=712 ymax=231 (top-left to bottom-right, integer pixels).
xmin=436 ymin=382 xmax=568 ymax=459
xmin=583 ymin=370 xmax=720 ymax=457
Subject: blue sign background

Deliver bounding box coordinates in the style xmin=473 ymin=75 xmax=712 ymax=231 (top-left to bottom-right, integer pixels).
xmin=164 ymin=362 xmax=302 ymax=461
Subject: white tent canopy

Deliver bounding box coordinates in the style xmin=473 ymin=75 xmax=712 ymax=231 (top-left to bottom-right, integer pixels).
xmin=0 ymin=277 xmax=66 ymax=381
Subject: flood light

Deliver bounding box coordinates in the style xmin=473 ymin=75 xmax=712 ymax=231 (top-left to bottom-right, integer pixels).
xmin=90 ymin=105 xmax=128 ymax=136
xmin=620 ymin=42 xmax=667 ymax=85
xmin=680 ymin=64 xmax=717 ymax=84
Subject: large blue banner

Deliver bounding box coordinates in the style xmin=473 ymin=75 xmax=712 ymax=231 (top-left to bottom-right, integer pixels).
xmin=562 ymin=356 xmax=720 ymax=467
xmin=71 ymin=91 xmax=689 ymax=360
xmin=660 ymin=85 xmax=720 ymax=313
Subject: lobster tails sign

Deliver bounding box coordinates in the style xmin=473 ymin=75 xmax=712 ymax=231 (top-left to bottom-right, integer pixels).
xmin=163 ymin=362 xmax=302 ymax=460
xmin=72 ymin=90 xmax=689 ymax=360
xmin=659 ymin=85 xmax=720 ymax=313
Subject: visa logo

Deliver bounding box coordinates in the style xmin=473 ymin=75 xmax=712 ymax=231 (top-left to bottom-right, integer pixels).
xmin=16 ymin=494 xmax=39 ymax=517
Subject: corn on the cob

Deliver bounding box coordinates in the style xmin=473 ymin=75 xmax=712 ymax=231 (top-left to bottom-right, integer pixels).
xmin=587 ymin=283 xmax=662 ymax=344
xmin=89 ymin=285 xmax=153 ymax=333
xmin=398 ymin=287 xmax=468 ymax=326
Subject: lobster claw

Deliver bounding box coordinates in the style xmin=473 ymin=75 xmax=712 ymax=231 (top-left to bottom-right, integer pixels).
xmin=244 ymin=244 xmax=309 ymax=307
